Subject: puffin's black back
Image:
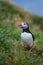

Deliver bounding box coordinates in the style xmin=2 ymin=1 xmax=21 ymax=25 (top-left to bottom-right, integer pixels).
xmin=23 ymin=27 xmax=35 ymax=41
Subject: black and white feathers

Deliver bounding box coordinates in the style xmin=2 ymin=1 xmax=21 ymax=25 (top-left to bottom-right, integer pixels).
xmin=19 ymin=22 xmax=35 ymax=51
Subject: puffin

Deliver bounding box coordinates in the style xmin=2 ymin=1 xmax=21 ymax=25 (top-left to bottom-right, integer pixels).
xmin=18 ymin=22 xmax=35 ymax=51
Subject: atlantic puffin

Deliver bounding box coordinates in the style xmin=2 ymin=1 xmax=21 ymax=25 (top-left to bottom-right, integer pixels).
xmin=18 ymin=22 xmax=35 ymax=51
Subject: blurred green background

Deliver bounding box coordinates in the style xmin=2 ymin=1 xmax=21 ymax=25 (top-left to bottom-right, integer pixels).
xmin=0 ymin=1 xmax=43 ymax=65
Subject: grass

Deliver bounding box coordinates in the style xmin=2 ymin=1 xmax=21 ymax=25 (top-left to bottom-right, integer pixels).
xmin=0 ymin=1 xmax=43 ymax=65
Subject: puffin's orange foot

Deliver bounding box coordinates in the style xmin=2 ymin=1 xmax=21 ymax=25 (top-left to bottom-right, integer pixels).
xmin=25 ymin=46 xmax=31 ymax=51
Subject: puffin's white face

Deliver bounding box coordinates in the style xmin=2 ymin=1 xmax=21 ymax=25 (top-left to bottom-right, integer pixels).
xmin=19 ymin=22 xmax=29 ymax=29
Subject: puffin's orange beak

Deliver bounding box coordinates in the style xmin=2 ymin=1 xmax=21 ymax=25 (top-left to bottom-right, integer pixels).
xmin=18 ymin=24 xmax=22 ymax=27
xmin=17 ymin=22 xmax=22 ymax=28
xmin=19 ymin=24 xmax=23 ymax=28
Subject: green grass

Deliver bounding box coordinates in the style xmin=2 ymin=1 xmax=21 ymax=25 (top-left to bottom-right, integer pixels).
xmin=0 ymin=19 xmax=43 ymax=65
xmin=0 ymin=1 xmax=43 ymax=65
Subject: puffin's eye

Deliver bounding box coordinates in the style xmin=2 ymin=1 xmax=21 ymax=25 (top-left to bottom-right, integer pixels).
xmin=24 ymin=23 xmax=26 ymax=25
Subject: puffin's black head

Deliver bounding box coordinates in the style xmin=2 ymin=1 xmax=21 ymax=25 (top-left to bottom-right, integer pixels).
xmin=18 ymin=22 xmax=30 ymax=32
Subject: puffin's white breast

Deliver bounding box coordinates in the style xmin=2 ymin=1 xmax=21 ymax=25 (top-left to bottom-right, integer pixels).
xmin=21 ymin=32 xmax=33 ymax=47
